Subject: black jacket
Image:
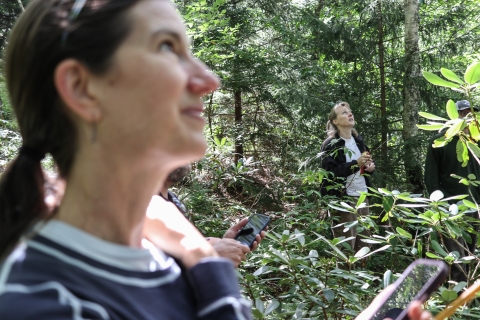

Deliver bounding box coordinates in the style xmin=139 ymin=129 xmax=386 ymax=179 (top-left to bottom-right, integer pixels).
xmin=425 ymin=132 xmax=480 ymax=203
xmin=320 ymin=133 xmax=372 ymax=197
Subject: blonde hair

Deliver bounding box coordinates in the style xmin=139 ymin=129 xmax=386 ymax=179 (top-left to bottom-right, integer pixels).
xmin=326 ymin=101 xmax=358 ymax=138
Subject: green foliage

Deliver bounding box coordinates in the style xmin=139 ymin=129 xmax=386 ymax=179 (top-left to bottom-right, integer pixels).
xmin=176 ymin=139 xmax=480 ymax=318
xmin=420 ymin=62 xmax=480 ymax=167
xmin=236 ymin=184 xmax=480 ymax=319
xmin=2 ymin=0 xmax=480 ymax=318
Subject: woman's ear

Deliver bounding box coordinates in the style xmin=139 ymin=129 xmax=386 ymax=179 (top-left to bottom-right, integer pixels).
xmin=54 ymin=59 xmax=101 ymax=123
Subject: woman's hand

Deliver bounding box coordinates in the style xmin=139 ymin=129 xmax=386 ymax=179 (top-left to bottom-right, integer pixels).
xmin=223 ymin=218 xmax=267 ymax=251
xmin=365 ymin=160 xmax=376 ymax=172
xmin=144 ymin=195 xmax=218 ymax=269
xmin=356 ymin=286 xmax=432 ymax=320
xmin=212 ymin=239 xmax=250 ymax=267
xmin=357 ymin=153 xmax=372 ymax=167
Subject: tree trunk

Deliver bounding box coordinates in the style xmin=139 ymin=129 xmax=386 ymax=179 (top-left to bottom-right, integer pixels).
xmin=234 ymin=90 xmax=244 ymax=165
xmin=403 ymin=0 xmax=423 ymax=194
xmin=207 ymin=93 xmax=214 ymax=138
xmin=377 ymin=0 xmax=388 ymax=165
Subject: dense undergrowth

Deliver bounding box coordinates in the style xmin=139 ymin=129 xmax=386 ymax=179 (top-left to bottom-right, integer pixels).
xmin=172 ymin=141 xmax=480 ymax=319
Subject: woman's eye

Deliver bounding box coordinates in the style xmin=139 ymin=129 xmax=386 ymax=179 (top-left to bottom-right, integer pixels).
xmin=159 ymin=41 xmax=175 ymax=53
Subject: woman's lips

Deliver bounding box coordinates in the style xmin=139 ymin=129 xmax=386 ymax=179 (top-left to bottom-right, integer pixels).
xmin=182 ymin=106 xmax=205 ymax=122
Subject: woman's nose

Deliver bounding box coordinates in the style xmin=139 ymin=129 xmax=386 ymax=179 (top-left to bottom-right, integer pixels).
xmin=187 ymin=58 xmax=220 ymax=96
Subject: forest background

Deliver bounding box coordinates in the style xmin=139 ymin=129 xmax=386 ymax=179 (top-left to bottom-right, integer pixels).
xmin=1 ymin=0 xmax=480 ymax=319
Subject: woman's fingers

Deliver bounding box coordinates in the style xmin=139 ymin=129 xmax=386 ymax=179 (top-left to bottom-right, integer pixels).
xmin=407 ymin=301 xmax=432 ymax=320
xmin=357 ymin=154 xmax=371 ymax=167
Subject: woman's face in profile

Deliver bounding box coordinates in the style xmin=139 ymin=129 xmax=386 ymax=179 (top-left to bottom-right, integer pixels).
xmin=92 ymin=0 xmax=219 ymax=164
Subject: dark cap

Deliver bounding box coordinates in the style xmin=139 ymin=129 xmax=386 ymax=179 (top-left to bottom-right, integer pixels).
xmin=456 ymin=100 xmax=471 ymax=111
xmin=456 ymin=100 xmax=479 ymax=112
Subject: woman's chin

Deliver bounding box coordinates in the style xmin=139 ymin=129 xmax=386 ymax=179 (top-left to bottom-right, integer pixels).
xmin=183 ymin=135 xmax=208 ymax=160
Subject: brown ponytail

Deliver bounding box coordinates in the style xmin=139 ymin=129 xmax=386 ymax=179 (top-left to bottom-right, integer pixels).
xmin=0 ymin=153 xmax=46 ymax=258
xmin=0 ymin=0 xmax=140 ymax=259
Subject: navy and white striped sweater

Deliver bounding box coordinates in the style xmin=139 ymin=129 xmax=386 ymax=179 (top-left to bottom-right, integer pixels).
xmin=0 ymin=220 xmax=251 ymax=320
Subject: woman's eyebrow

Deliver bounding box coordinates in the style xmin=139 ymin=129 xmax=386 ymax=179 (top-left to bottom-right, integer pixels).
xmin=150 ymin=28 xmax=191 ymax=46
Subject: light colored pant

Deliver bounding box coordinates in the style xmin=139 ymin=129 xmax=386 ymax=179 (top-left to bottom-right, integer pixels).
xmin=331 ymin=198 xmax=370 ymax=252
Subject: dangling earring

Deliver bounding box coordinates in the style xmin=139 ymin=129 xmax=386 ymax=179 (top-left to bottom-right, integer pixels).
xmin=91 ymin=121 xmax=97 ymax=143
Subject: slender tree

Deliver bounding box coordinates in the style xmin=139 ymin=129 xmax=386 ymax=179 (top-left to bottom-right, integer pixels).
xmin=403 ymin=0 xmax=423 ymax=194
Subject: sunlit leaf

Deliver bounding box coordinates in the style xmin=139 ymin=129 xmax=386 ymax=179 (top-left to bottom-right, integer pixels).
xmin=356 ymin=193 xmax=367 ymax=208
xmin=358 ymin=245 xmax=391 ymax=260
xmin=423 ymin=71 xmax=461 ymax=88
xmin=449 ymin=204 xmax=459 ymax=215
xmin=397 ymin=203 xmax=429 ymax=208
xmin=417 ymin=124 xmax=444 ymax=131
xmin=425 ymin=252 xmax=442 ymax=259
xmin=354 ymin=247 xmax=370 ymax=258
xmin=441 ymin=68 xmax=464 ymax=84
xmin=446 ymin=100 xmax=459 ymax=120
xmin=418 ymin=111 xmax=448 ymax=121
xmin=463 ymin=199 xmax=478 ymax=209
xmin=361 ymin=239 xmax=383 ymax=244
xmin=340 ymin=202 xmax=353 ymax=209
xmin=336 ymin=236 xmax=356 ymax=245
xmin=470 ymin=121 xmax=480 ymax=141
xmin=430 ymin=190 xmax=444 ymax=201
xmin=383 ymin=270 xmax=392 ymax=288
xmin=467 ymin=141 xmax=480 ymax=158
xmin=433 ymin=136 xmax=449 ymax=148
xmin=456 ymin=139 xmax=468 ymax=165
xmin=328 ymin=204 xmax=352 ymax=213
xmin=253 ymin=266 xmax=271 ymax=276
xmin=396 ymin=195 xmax=428 ymax=203
xmin=378 ymin=188 xmax=392 ymax=195
xmin=396 ymin=227 xmax=412 ymax=239
xmin=295 ymin=231 xmax=305 ymax=246
xmin=443 ymin=194 xmax=468 ymax=201
xmin=445 ymin=119 xmax=464 ymax=139
xmin=464 ymin=61 xmax=480 ymax=85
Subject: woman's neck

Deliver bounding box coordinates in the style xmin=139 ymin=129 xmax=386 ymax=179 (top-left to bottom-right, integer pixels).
xmin=55 ymin=148 xmax=167 ymax=247
xmin=337 ymin=127 xmax=353 ymax=139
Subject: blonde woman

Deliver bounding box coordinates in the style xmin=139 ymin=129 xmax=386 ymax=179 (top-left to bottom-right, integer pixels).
xmin=320 ymin=101 xmax=375 ymax=252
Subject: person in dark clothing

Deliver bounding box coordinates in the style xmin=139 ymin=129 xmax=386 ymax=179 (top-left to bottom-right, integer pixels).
xmin=320 ymin=101 xmax=375 ymax=252
xmin=160 ymin=165 xmax=191 ymax=216
xmin=424 ymin=99 xmax=480 ymax=282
